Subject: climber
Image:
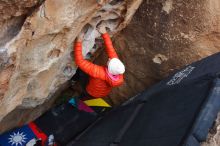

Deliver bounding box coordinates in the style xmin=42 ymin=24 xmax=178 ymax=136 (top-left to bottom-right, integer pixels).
xmin=74 ymin=25 xmax=125 ymax=99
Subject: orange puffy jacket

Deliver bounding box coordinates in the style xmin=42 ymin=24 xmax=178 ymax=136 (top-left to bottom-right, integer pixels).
xmin=74 ymin=33 xmax=124 ymax=98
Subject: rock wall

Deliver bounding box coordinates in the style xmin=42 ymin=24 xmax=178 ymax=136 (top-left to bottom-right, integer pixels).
xmin=1 ymin=2 xmax=220 ymax=144
xmin=0 ymin=0 xmax=143 ymax=133
xmin=95 ymin=0 xmax=220 ymax=144
xmin=95 ymin=0 xmax=220 ymax=104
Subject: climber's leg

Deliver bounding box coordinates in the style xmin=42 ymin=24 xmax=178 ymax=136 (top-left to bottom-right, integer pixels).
xmin=71 ymin=68 xmax=88 ymax=83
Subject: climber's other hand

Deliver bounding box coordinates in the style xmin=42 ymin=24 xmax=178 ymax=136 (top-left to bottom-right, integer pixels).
xmin=97 ymin=25 xmax=107 ymax=34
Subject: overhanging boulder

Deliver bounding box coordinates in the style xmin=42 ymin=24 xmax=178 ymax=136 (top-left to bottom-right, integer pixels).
xmin=0 ymin=0 xmax=143 ymax=133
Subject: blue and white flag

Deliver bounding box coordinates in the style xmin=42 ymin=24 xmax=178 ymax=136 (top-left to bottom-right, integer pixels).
xmin=0 ymin=125 xmax=36 ymax=146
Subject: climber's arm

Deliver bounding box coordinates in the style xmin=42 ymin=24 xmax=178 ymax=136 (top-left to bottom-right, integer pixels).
xmin=102 ymin=33 xmax=118 ymax=59
xmin=97 ymin=25 xmax=118 ymax=59
xmin=74 ymin=41 xmax=106 ymax=80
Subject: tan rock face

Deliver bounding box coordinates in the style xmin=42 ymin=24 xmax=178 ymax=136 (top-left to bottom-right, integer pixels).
xmin=0 ymin=0 xmax=143 ymax=132
xmin=0 ymin=0 xmax=42 ymax=46
xmin=95 ymin=0 xmax=220 ymax=104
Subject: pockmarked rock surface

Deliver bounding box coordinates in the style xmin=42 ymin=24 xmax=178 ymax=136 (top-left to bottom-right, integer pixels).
xmin=0 ymin=0 xmax=143 ymax=133
xmin=96 ymin=0 xmax=220 ymax=104
xmin=0 ymin=0 xmax=43 ymax=47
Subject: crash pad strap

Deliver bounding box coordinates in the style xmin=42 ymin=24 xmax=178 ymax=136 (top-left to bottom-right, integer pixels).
xmin=28 ymin=122 xmax=47 ymax=145
xmin=84 ymin=98 xmax=111 ymax=107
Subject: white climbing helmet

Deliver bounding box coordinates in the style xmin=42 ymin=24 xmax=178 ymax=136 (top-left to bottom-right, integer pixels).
xmin=107 ymin=58 xmax=125 ymax=75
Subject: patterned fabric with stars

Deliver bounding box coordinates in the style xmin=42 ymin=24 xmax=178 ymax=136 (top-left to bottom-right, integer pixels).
xmin=0 ymin=125 xmax=36 ymax=146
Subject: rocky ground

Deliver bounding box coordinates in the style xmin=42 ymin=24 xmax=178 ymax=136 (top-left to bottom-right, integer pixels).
xmin=202 ymin=113 xmax=220 ymax=146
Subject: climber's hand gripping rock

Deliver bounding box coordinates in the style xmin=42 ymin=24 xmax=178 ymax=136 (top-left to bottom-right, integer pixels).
xmin=97 ymin=24 xmax=107 ymax=34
